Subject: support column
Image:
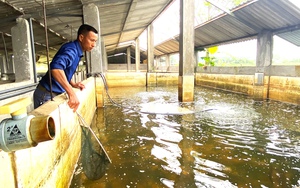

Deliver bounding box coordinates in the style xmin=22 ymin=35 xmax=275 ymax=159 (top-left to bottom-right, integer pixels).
xmin=166 ymin=55 xmax=170 ymax=66
xmin=101 ymin=36 xmax=108 ymax=72
xmin=178 ymin=0 xmax=195 ymax=102
xmin=127 ymin=47 xmax=131 ymax=72
xmin=146 ymin=24 xmax=156 ymax=86
xmin=135 ymin=38 xmax=140 ymax=72
xmin=11 ymin=18 xmax=34 ymax=82
xmin=83 ymin=3 xmax=103 ymax=74
xmin=0 ymin=56 xmax=4 ymax=76
xmin=83 ymin=3 xmax=104 ymax=107
xmin=254 ymin=30 xmax=272 ymax=100
xmin=166 ymin=54 xmax=170 ymax=72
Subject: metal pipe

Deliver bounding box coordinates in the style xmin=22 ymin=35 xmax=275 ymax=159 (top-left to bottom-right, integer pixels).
xmin=28 ymin=18 xmax=38 ymax=83
xmin=42 ymin=0 xmax=54 ymax=101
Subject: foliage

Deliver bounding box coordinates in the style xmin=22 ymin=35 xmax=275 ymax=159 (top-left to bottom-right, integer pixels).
xmin=198 ymin=46 xmax=217 ymax=67
xmin=198 ymin=53 xmax=216 ymax=67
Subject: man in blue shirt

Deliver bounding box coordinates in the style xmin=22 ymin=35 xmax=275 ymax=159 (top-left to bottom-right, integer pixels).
xmin=33 ymin=24 xmax=98 ymax=112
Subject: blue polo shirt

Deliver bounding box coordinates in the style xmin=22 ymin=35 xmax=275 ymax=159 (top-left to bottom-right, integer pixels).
xmin=39 ymin=40 xmax=83 ymax=94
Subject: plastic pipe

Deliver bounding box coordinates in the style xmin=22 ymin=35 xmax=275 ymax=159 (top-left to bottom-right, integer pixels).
xmin=0 ymin=115 xmax=55 ymax=152
xmin=0 ymin=97 xmax=55 ymax=152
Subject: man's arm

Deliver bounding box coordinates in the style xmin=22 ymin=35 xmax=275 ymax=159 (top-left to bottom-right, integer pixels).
xmin=51 ymin=69 xmax=80 ymax=112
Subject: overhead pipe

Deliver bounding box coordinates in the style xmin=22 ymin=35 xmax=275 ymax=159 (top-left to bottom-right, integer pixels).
xmin=0 ymin=98 xmax=55 ymax=152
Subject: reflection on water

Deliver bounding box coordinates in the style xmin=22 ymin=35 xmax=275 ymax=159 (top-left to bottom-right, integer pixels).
xmin=71 ymin=86 xmax=300 ymax=188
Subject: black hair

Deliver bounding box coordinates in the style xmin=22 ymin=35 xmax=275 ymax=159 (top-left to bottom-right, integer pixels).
xmin=77 ymin=24 xmax=98 ymax=39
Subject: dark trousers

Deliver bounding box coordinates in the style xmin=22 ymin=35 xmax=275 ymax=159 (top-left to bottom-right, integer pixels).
xmin=33 ymin=84 xmax=61 ymax=109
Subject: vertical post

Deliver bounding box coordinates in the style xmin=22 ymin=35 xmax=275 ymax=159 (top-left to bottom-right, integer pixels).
xmin=0 ymin=55 xmax=5 ymax=77
xmin=101 ymin=36 xmax=108 ymax=72
xmin=166 ymin=54 xmax=170 ymax=72
xmin=28 ymin=18 xmax=37 ymax=83
xmin=83 ymin=3 xmax=103 ymax=74
xmin=178 ymin=0 xmax=195 ymax=102
xmin=83 ymin=3 xmax=104 ymax=107
xmin=135 ymin=38 xmax=140 ymax=72
xmin=1 ymin=33 xmax=8 ymax=75
xmin=147 ymin=24 xmax=154 ymax=72
xmin=254 ymin=30 xmax=272 ymax=100
xmin=146 ymin=24 xmax=156 ymax=86
xmin=11 ymin=18 xmax=34 ymax=82
xmin=127 ymin=47 xmax=131 ymax=72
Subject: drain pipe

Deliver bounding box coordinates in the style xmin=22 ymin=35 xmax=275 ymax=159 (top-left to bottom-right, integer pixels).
xmin=0 ymin=98 xmax=55 ymax=152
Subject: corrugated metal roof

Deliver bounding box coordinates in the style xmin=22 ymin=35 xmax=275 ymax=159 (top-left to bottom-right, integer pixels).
xmin=155 ymin=0 xmax=300 ymax=56
xmin=277 ymin=29 xmax=300 ymax=47
xmin=0 ymin=0 xmax=300 ymax=60
xmin=0 ymin=0 xmax=173 ymax=59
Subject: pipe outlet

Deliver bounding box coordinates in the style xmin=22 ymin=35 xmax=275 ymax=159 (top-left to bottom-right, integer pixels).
xmin=0 ymin=98 xmax=55 ymax=152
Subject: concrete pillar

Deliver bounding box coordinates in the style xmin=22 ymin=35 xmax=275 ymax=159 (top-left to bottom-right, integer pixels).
xmin=0 ymin=56 xmax=4 ymax=75
xmin=166 ymin=55 xmax=170 ymax=67
xmin=101 ymin=36 xmax=108 ymax=72
xmin=83 ymin=4 xmax=105 ymax=107
xmin=254 ymin=30 xmax=272 ymax=100
xmin=194 ymin=50 xmax=198 ymax=72
xmin=11 ymin=18 xmax=34 ymax=82
xmin=146 ymin=24 xmax=156 ymax=86
xmin=178 ymin=0 xmax=195 ymax=102
xmin=127 ymin=47 xmax=131 ymax=72
xmin=135 ymin=38 xmax=140 ymax=72
xmin=147 ymin=24 xmax=154 ymax=72
xmin=83 ymin=3 xmax=103 ymax=74
xmin=166 ymin=54 xmax=170 ymax=72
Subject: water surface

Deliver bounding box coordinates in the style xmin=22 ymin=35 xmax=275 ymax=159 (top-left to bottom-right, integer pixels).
xmin=71 ymin=86 xmax=300 ymax=188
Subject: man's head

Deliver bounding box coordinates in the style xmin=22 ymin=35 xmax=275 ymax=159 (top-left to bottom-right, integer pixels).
xmin=77 ymin=24 xmax=98 ymax=52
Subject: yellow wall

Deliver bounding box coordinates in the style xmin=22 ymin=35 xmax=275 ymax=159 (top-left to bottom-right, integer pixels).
xmin=0 ymin=77 xmax=96 ymax=188
xmin=195 ymin=73 xmax=254 ymax=95
xmin=195 ymin=73 xmax=300 ymax=105
xmin=267 ymin=76 xmax=300 ymax=105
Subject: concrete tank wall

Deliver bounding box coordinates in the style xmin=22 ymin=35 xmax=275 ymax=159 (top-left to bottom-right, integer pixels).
xmin=195 ymin=65 xmax=300 ymax=105
xmin=0 ymin=77 xmax=96 ymax=188
xmin=267 ymin=76 xmax=300 ymax=104
xmin=195 ymin=73 xmax=254 ymax=95
xmin=104 ymin=65 xmax=300 ymax=105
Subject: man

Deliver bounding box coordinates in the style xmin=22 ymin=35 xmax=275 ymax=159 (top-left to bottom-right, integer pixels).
xmin=33 ymin=24 xmax=98 ymax=112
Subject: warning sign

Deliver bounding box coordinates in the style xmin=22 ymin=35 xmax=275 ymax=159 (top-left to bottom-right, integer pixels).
xmin=10 ymin=125 xmax=22 ymax=136
xmin=7 ymin=124 xmax=26 ymax=144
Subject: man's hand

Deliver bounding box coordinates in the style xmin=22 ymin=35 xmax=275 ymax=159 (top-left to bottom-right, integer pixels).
xmin=51 ymin=69 xmax=83 ymax=112
xmin=67 ymin=91 xmax=80 ymax=112
xmin=71 ymin=81 xmax=85 ymax=91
